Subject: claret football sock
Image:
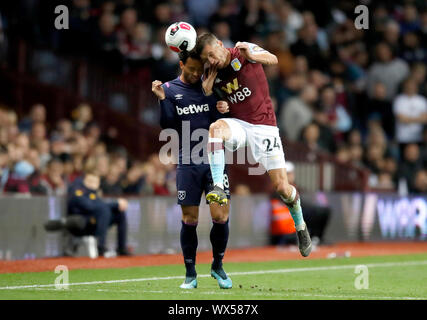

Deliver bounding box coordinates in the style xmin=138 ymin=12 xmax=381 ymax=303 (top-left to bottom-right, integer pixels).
xmin=208 ymin=137 xmax=225 ymax=190
xmin=210 ymin=219 xmax=229 ymax=270
xmin=180 ymin=221 xmax=198 ymax=277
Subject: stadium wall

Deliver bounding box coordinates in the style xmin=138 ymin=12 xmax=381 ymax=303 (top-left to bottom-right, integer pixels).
xmin=0 ymin=193 xmax=426 ymax=260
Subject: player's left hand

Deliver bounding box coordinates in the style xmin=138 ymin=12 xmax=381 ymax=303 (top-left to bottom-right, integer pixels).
xmin=118 ymin=198 xmax=128 ymax=212
xmin=235 ymin=42 xmax=252 ymax=60
xmin=217 ymin=100 xmax=229 ymax=114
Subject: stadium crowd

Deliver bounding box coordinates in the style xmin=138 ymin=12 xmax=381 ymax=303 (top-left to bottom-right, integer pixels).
xmin=0 ymin=103 xmax=177 ymax=196
xmin=1 ymin=0 xmax=427 ymax=194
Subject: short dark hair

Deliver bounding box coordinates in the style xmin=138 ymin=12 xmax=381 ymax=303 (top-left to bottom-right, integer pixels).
xmin=178 ymin=49 xmax=200 ymax=64
xmin=194 ymin=33 xmax=218 ymax=57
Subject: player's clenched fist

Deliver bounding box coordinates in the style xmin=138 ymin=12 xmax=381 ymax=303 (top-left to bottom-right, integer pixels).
xmin=217 ymin=100 xmax=229 ymax=114
xmin=152 ymin=80 xmax=166 ymax=100
xmin=235 ymin=42 xmax=252 ymax=60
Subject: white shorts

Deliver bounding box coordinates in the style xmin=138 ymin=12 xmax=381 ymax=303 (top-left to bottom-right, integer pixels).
xmin=221 ymin=118 xmax=286 ymax=171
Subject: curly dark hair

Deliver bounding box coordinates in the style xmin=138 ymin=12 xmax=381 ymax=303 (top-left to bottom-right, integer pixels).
xmin=178 ymin=49 xmax=200 ymax=64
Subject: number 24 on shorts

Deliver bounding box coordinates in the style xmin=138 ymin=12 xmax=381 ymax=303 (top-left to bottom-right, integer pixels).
xmin=263 ymin=137 xmax=281 ymax=152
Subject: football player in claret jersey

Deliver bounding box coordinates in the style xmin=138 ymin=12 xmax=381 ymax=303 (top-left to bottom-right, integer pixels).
xmin=194 ymin=33 xmax=312 ymax=257
xmin=151 ymin=49 xmax=232 ymax=289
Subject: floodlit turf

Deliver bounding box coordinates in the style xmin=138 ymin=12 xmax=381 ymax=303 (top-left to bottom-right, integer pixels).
xmin=0 ymin=253 xmax=426 ymax=300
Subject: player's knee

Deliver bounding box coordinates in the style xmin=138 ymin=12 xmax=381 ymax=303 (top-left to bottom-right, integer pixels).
xmin=182 ymin=214 xmax=198 ymax=225
xmin=212 ymin=213 xmax=229 ymax=223
xmin=211 ymin=207 xmax=229 ymax=223
xmin=209 ymin=120 xmax=227 ymax=139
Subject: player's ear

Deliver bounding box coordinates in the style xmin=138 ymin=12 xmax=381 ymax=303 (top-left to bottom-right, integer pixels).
xmin=179 ymin=60 xmax=185 ymax=71
xmin=218 ymin=40 xmax=224 ymax=48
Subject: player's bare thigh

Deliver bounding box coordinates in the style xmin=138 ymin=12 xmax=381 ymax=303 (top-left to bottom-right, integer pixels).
xmin=181 ymin=206 xmax=199 ymax=224
xmin=209 ymin=202 xmax=230 ymax=223
xmin=209 ymin=120 xmax=232 ymax=141
xmin=268 ymin=167 xmax=294 ymax=199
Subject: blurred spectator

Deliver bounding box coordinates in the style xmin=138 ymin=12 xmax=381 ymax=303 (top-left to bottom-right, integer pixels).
xmin=119 ymin=22 xmax=152 ymax=66
xmin=116 ymin=7 xmax=138 ymax=45
xmin=40 ymin=158 xmax=67 ymax=196
xmin=72 ymin=103 xmax=93 ymax=132
xmin=317 ymin=85 xmax=352 ymax=141
xmin=18 ymin=104 xmax=46 ymax=133
xmin=401 ymin=31 xmax=427 ymax=64
xmin=347 ymin=129 xmax=362 ymax=147
xmin=393 ymin=78 xmax=427 ymax=149
xmin=411 ymin=62 xmax=427 ymax=96
xmin=101 ymin=162 xmax=124 ymax=196
xmin=377 ymin=171 xmax=394 ymax=190
xmin=280 ymin=84 xmax=318 ymax=141
xmin=398 ymin=143 xmax=423 ymax=193
xmin=349 ymin=144 xmax=364 ymax=167
xmin=122 ymin=162 xmax=145 ymax=195
xmin=399 ymin=4 xmax=420 ymax=35
xmin=290 ymin=16 xmax=325 ymax=70
xmin=365 ymin=82 xmax=394 ymax=139
xmin=264 ymin=30 xmax=294 ymax=78
xmin=275 ymin=1 xmax=303 ymax=45
xmin=301 ymin=122 xmax=332 ymax=154
xmin=383 ymin=20 xmax=400 ymax=54
xmin=413 ymin=169 xmax=427 ymax=194
xmin=4 ymin=160 xmax=34 ymax=193
xmin=366 ymin=42 xmax=409 ymax=101
xmin=0 ymin=146 xmax=9 ymax=193
xmin=91 ymin=12 xmax=121 ymax=69
xmin=335 ymin=144 xmax=350 ymax=164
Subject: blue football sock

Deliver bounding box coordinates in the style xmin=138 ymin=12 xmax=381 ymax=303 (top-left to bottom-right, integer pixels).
xmin=180 ymin=221 xmax=198 ymax=277
xmin=289 ymin=198 xmax=305 ymax=230
xmin=208 ymin=138 xmax=225 ymax=189
xmin=280 ymin=186 xmax=305 ymax=231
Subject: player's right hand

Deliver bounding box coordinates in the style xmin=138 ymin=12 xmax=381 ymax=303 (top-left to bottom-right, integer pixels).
xmin=202 ymin=63 xmax=218 ymax=96
xmin=217 ymin=100 xmax=229 ymax=113
xmin=152 ymin=80 xmax=166 ymax=100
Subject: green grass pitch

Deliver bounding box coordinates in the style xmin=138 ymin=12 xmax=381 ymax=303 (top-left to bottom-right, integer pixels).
xmin=0 ymin=253 xmax=426 ymax=300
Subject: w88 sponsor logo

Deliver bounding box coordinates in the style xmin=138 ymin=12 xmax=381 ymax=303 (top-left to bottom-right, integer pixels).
xmin=227 ymin=87 xmax=251 ymax=104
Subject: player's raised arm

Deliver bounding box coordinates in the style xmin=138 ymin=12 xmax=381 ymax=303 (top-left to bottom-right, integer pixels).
xmin=152 ymin=80 xmax=166 ymax=100
xmin=152 ymin=80 xmax=177 ymax=129
xmin=235 ymin=42 xmax=278 ymax=65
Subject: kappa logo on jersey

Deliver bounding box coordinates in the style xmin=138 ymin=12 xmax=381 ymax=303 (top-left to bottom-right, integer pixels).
xmin=178 ymin=190 xmax=186 ymax=200
xmin=175 ymin=93 xmax=183 ymax=100
xmin=176 ymin=104 xmax=209 ymax=115
xmin=231 ymin=58 xmax=241 ymax=71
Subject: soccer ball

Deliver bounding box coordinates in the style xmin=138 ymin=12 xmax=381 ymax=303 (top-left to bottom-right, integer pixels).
xmin=165 ymin=22 xmax=197 ymax=52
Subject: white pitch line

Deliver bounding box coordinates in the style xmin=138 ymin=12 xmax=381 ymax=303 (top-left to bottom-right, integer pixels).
xmin=32 ymin=288 xmax=232 ymax=295
xmin=29 ymin=287 xmax=426 ymax=300
xmin=0 ymin=260 xmax=426 ymax=291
